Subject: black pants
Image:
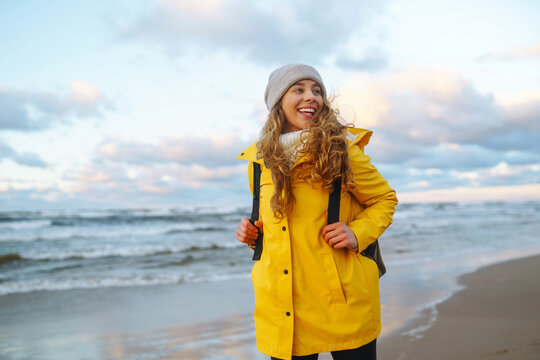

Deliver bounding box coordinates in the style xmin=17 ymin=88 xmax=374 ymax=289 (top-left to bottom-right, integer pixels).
xmin=271 ymin=338 xmax=376 ymax=360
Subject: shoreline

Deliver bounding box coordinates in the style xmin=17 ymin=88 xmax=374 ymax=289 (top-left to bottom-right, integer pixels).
xmin=2 ymin=254 xmax=540 ymax=359
xmin=0 ymin=278 xmax=261 ymax=359
xmin=378 ymin=254 xmax=540 ymax=360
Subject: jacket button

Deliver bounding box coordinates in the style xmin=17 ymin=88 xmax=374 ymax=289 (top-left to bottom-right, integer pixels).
xmin=286 ymin=312 xmax=291 ymax=316
xmin=282 ymin=226 xmax=286 ymax=231
xmin=284 ymin=269 xmax=288 ymax=274
xmin=241 ymin=152 xmax=244 ymax=155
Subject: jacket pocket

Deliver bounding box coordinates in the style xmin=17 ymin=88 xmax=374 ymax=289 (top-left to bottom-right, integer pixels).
xmin=361 ymin=251 xmax=377 ymax=269
xmin=357 ymin=252 xmax=379 ymax=295
xmin=251 ymin=260 xmax=274 ymax=298
xmin=321 ymin=252 xmax=347 ymax=304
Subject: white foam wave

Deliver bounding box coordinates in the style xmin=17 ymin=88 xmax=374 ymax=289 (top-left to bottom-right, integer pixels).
xmin=21 ymin=244 xmax=185 ymax=260
xmin=20 ymin=241 xmax=242 ymax=261
xmin=0 ymin=272 xmax=252 ymax=296
xmin=0 ymin=275 xmax=186 ymax=296
xmin=0 ymin=219 xmax=51 ymax=230
xmin=0 ymin=221 xmax=235 ymax=243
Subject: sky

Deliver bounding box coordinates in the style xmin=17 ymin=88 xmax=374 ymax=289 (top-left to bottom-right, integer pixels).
xmin=1 ymin=0 xmax=539 ymax=210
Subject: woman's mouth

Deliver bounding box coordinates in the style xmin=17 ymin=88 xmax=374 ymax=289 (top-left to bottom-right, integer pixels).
xmin=298 ymin=107 xmax=316 ymax=118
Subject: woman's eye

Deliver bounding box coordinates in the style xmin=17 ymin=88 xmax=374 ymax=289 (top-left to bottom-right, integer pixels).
xmin=313 ymin=89 xmax=321 ymax=95
xmin=294 ymin=88 xmax=303 ymax=93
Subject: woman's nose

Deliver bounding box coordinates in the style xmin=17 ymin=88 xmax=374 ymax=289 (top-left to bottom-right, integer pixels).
xmin=303 ymin=90 xmax=315 ymax=101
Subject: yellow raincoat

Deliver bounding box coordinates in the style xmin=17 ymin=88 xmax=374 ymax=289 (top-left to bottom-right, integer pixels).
xmin=237 ymin=128 xmax=398 ymax=359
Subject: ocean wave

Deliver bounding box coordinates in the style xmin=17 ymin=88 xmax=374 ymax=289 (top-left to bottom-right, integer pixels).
xmin=166 ymin=226 xmax=228 ymax=234
xmin=19 ymin=246 xmax=184 ymax=261
xmin=165 ymin=255 xmax=195 ymax=266
xmin=0 ymin=211 xmax=43 ymax=222
xmin=0 ymin=275 xmax=186 ymax=296
xmin=0 ymin=253 xmax=22 ymax=265
xmin=0 ymin=222 xmax=234 ymax=243
xmin=38 ymin=264 xmax=83 ymax=273
xmin=0 ymin=219 xmax=52 ymax=230
xmin=48 ymin=212 xmax=238 ymax=226
xmin=0 ymin=232 xmax=99 ymax=243
xmin=14 ymin=242 xmax=241 ymax=262
xmin=0 ymin=206 xmax=248 ymax=228
xmin=188 ymin=205 xmax=250 ymax=216
xmin=0 ymin=272 xmax=252 ymax=296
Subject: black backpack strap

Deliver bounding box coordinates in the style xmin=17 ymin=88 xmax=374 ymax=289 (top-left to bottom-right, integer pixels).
xmin=327 ymin=177 xmax=386 ymax=278
xmin=250 ymin=162 xmax=263 ymax=261
xmin=327 ymin=179 xmax=342 ymax=224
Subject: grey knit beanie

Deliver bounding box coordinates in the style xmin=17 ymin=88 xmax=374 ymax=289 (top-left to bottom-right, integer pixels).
xmin=264 ymin=64 xmax=326 ymax=111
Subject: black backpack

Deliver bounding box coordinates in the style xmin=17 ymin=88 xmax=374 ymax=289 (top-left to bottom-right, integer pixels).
xmin=248 ymin=162 xmax=386 ymax=278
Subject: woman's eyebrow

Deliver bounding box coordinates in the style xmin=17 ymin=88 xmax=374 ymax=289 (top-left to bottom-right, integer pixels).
xmin=291 ymin=82 xmax=321 ymax=88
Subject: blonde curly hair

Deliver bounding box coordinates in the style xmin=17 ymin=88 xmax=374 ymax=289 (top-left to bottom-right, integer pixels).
xmin=257 ymin=97 xmax=355 ymax=219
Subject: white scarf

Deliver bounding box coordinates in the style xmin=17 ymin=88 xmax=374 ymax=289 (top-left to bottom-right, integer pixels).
xmin=279 ymin=130 xmax=308 ymax=165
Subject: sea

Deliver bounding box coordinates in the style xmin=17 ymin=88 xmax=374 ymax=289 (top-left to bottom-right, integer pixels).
xmin=1 ymin=200 xmax=540 ymax=336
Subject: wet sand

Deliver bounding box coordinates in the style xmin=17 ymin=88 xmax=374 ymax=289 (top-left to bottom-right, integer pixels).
xmin=378 ymin=254 xmax=540 ymax=360
xmin=2 ymin=256 xmax=539 ymax=359
xmin=0 ymin=278 xmax=262 ymax=359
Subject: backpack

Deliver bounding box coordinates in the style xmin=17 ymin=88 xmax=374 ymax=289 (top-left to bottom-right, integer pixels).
xmin=248 ymin=162 xmax=386 ymax=278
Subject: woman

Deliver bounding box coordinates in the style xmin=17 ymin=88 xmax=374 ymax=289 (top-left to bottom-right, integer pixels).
xmin=236 ymin=64 xmax=398 ymax=360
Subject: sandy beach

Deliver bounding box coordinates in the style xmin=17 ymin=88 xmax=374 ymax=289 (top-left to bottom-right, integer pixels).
xmin=1 ymin=254 xmax=539 ymax=359
xmin=379 ymin=254 xmax=540 ymax=360
xmin=0 ymin=278 xmax=260 ymax=359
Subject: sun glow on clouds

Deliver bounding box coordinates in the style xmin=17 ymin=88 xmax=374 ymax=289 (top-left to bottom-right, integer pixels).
xmin=70 ymin=81 xmax=100 ymax=102
xmin=494 ymin=89 xmax=540 ymax=107
xmin=0 ymin=162 xmax=56 ymax=191
xmin=335 ymin=74 xmax=388 ymax=127
xmin=336 ymin=65 xmax=540 ymax=154
xmin=477 ymin=42 xmax=540 ymax=62
xmin=98 ymin=143 xmax=118 ymax=157
xmin=399 ymin=183 xmax=540 ymax=204
xmin=336 ymin=66 xmax=466 ymax=127
xmin=159 ymin=0 xmax=223 ymax=15
xmin=65 ymin=149 xmax=246 ymax=198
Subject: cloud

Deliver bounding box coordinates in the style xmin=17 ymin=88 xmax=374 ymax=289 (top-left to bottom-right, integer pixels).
xmin=398 ymin=183 xmax=540 ymax=204
xmin=501 ymin=97 xmax=540 ymax=132
xmin=474 ymin=161 xmax=540 ymax=186
xmin=0 ymin=140 xmax=47 ymax=167
xmin=476 ymin=42 xmax=540 ymax=62
xmin=114 ymin=0 xmax=389 ymax=67
xmin=1 ymin=130 xmax=253 ymax=208
xmin=334 ymin=47 xmax=389 ymax=72
xmin=333 ymin=66 xmax=540 ymax=197
xmin=55 ymin=132 xmax=252 ymax=201
xmin=0 ymin=81 xmax=114 ymax=131
xmin=336 ymin=66 xmax=540 ymax=171
xmin=68 ymin=160 xmax=245 ymax=196
xmin=0 ymin=141 xmax=15 ymax=159
xmin=338 ymin=67 xmax=508 ymax=145
xmin=95 ymin=132 xmax=252 ymax=166
xmin=380 ymin=160 xmax=540 ymax=194
xmin=406 ymin=143 xmax=540 ymax=170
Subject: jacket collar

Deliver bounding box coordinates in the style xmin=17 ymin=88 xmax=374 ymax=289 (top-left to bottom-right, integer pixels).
xmin=236 ymin=141 xmax=262 ymax=163
xmin=236 ymin=127 xmax=374 ymax=163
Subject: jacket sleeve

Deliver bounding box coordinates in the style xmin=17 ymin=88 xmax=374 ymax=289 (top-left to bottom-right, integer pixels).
xmin=347 ymin=145 xmax=398 ymax=252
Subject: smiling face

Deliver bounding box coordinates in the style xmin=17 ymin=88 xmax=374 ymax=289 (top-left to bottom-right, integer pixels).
xmin=280 ymin=79 xmax=324 ymax=133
